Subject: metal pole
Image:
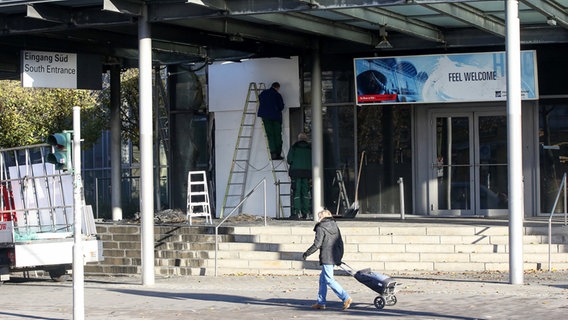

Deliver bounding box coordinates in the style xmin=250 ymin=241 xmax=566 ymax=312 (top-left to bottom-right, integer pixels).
xmin=275 ymin=181 xmax=281 ymax=219
xmin=562 ymin=173 xmax=568 ymax=225
xmin=95 ymin=177 xmax=99 ymax=219
xmin=214 ymin=227 xmax=218 ymax=277
xmin=72 ymin=106 xmax=84 ymax=320
xmin=264 ymin=179 xmax=267 ymax=227
xmin=311 ymin=40 xmax=323 ymax=221
xmin=548 ymin=220 xmax=552 ymax=271
xmin=139 ymin=4 xmax=155 ymax=286
xmin=398 ymin=177 xmax=405 ymax=220
xmin=506 ymin=0 xmax=524 ymax=285
xmin=153 ymin=66 xmax=162 ymax=212
xmin=110 ymin=65 xmax=122 ymax=221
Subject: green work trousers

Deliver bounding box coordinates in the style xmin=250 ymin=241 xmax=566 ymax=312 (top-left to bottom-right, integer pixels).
xmin=292 ymin=177 xmax=311 ymax=217
xmin=262 ymin=119 xmax=282 ymax=154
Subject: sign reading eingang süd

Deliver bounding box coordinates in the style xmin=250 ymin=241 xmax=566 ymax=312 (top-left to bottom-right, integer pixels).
xmin=21 ymin=50 xmax=102 ymax=90
xmin=354 ymin=50 xmax=538 ymax=105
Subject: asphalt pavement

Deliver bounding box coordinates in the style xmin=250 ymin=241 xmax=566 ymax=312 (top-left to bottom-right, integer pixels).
xmin=1 ymin=270 xmax=567 ymax=319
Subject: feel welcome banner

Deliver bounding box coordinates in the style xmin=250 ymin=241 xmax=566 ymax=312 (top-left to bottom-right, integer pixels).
xmin=354 ymin=50 xmax=538 ymax=105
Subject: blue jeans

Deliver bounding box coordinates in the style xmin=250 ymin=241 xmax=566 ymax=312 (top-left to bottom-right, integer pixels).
xmin=317 ymin=264 xmax=350 ymax=305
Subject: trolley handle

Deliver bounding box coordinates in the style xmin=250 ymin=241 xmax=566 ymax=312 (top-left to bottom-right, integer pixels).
xmin=339 ymin=262 xmax=356 ymax=276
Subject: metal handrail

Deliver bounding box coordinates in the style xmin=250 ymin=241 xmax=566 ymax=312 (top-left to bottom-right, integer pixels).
xmin=215 ymin=178 xmax=267 ymax=276
xmin=548 ymin=173 xmax=568 ymax=271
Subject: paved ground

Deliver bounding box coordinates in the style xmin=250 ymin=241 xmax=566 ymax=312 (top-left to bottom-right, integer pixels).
xmin=1 ymin=270 xmax=567 ymax=320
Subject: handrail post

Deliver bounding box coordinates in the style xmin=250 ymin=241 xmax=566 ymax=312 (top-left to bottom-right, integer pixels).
xmin=548 ymin=172 xmax=567 ymax=271
xmin=275 ymin=180 xmax=281 ymax=219
xmin=264 ymin=179 xmax=267 ymax=227
xmin=562 ymin=173 xmax=568 ymax=225
xmin=215 ymin=178 xmax=267 ymax=276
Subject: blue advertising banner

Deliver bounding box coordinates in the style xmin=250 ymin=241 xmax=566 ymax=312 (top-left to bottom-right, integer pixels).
xmin=354 ymin=51 xmax=538 ymax=105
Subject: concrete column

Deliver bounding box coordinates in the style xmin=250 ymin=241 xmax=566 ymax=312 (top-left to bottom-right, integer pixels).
xmin=110 ymin=65 xmax=123 ymax=221
xmin=311 ymin=41 xmax=323 ymax=221
xmin=506 ymin=0 xmax=524 ymax=285
xmin=139 ymin=4 xmax=155 ymax=286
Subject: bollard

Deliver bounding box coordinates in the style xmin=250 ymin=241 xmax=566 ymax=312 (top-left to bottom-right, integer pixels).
xmin=398 ymin=177 xmax=405 ymax=220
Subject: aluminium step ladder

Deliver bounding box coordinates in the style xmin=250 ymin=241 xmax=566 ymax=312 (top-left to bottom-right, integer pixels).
xmin=186 ymin=171 xmax=212 ymax=225
xmin=220 ymin=83 xmax=264 ymax=218
xmin=220 ymin=82 xmax=291 ymax=218
xmin=334 ymin=169 xmax=351 ymax=215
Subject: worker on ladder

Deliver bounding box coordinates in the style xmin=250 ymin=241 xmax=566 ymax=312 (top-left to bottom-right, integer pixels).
xmin=258 ymin=82 xmax=285 ymax=160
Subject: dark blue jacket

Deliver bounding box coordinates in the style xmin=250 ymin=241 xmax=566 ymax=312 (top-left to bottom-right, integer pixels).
xmin=257 ymin=87 xmax=284 ymax=122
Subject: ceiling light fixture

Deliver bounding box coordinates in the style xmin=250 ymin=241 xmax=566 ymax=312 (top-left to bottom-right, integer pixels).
xmin=375 ymin=25 xmax=392 ymax=49
xmin=546 ymin=17 xmax=557 ymax=26
xmin=229 ymin=33 xmax=244 ymax=42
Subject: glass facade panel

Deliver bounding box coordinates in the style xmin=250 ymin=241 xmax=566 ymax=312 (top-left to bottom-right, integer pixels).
xmin=539 ymin=99 xmax=568 ymax=213
xmin=356 ymin=105 xmax=412 ymax=214
xmin=321 ymin=105 xmax=356 ymax=212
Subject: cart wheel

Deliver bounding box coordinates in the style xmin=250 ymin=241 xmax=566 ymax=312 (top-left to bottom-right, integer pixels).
xmin=388 ymin=295 xmax=398 ymax=306
xmin=49 ymin=269 xmax=70 ymax=282
xmin=374 ymin=296 xmax=386 ymax=309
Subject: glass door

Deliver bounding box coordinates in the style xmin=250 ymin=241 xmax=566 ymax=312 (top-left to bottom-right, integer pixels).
xmin=430 ymin=111 xmax=508 ymax=216
xmin=431 ymin=114 xmax=474 ymax=215
xmin=476 ymin=114 xmax=508 ymax=214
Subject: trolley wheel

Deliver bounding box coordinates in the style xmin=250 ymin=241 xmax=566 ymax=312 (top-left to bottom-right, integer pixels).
xmin=374 ymin=296 xmax=386 ymax=310
xmin=388 ymin=295 xmax=398 ymax=306
xmin=49 ymin=268 xmax=70 ymax=282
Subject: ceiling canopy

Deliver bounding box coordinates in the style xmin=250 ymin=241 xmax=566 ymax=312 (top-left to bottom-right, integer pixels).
xmin=0 ymin=0 xmax=566 ymax=77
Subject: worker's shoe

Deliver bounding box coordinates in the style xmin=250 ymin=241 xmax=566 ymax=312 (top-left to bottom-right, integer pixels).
xmin=342 ymin=297 xmax=352 ymax=310
xmin=311 ymin=303 xmax=326 ymax=310
xmin=272 ymin=154 xmax=284 ymax=160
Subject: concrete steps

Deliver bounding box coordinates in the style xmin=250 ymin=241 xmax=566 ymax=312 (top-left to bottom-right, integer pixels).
xmin=85 ymin=221 xmax=568 ymax=277
xmin=207 ymin=223 xmax=568 ymax=275
xmin=85 ymin=224 xmax=234 ymax=276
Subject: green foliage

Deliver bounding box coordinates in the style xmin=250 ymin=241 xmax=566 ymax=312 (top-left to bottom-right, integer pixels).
xmin=0 ymin=80 xmax=98 ymax=148
xmin=96 ymin=68 xmax=144 ymax=146
xmin=0 ymin=68 xmax=164 ymax=150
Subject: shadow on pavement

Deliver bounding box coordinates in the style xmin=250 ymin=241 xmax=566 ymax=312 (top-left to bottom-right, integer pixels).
xmin=108 ymin=288 xmax=478 ymax=319
xmin=0 ymin=311 xmax=64 ymax=320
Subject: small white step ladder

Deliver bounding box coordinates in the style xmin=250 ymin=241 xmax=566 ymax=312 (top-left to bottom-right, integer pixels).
xmin=186 ymin=171 xmax=212 ymax=225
